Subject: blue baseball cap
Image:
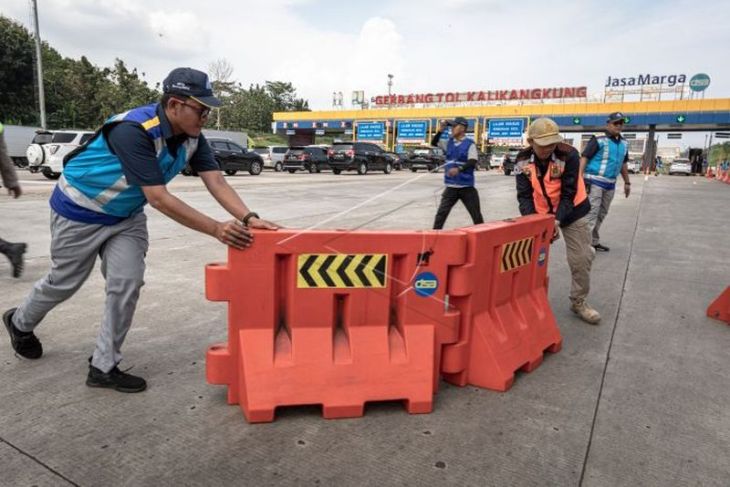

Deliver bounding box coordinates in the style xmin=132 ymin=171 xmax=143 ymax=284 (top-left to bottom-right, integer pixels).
xmin=607 ymin=112 xmax=626 ymax=123
xmin=163 ymin=67 xmax=221 ymax=108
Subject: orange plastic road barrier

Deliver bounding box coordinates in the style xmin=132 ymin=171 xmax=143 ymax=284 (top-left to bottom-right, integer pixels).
xmin=707 ymin=287 xmax=730 ymax=324
xmin=441 ymin=215 xmax=562 ymax=391
xmin=205 ymin=229 xmax=466 ymax=422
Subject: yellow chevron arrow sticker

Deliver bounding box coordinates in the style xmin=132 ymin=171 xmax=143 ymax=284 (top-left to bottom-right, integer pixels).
xmin=297 ymin=254 xmax=388 ymax=288
xmin=500 ymin=237 xmax=534 ymax=273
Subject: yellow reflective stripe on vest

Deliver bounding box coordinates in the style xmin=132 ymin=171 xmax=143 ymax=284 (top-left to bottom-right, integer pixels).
xmin=142 ymin=116 xmax=160 ymax=130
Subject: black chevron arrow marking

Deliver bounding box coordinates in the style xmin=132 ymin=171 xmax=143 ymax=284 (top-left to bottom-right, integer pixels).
xmin=355 ymin=254 xmax=372 ymax=284
xmin=338 ymin=255 xmax=354 ymax=287
xmin=318 ymin=254 xmax=337 ymax=287
xmin=299 ymin=254 xmax=318 ymax=287
xmin=373 ymin=255 xmax=386 ymax=286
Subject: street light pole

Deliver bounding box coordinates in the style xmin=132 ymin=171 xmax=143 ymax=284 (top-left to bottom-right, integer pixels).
xmin=30 ymin=0 xmax=46 ymax=129
xmin=387 ymin=74 xmax=394 ymax=107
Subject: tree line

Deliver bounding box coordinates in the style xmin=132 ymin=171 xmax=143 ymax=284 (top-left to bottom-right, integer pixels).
xmin=0 ymin=16 xmax=308 ymax=132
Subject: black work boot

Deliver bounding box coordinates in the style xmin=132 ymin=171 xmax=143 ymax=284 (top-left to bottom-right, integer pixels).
xmin=2 ymin=308 xmax=43 ymax=359
xmin=0 ymin=239 xmax=27 ymax=278
xmin=86 ymin=364 xmax=147 ymax=393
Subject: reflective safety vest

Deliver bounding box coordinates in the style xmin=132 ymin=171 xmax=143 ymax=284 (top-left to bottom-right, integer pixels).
xmin=444 ymin=137 xmax=475 ymax=187
xmin=518 ymin=153 xmax=587 ymax=215
xmin=584 ymin=135 xmax=628 ymax=188
xmin=60 ymin=104 xmax=198 ymax=218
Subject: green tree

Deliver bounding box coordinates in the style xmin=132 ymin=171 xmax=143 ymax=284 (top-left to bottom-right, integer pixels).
xmin=0 ymin=15 xmax=37 ymax=125
xmin=709 ymin=142 xmax=730 ymax=166
xmin=265 ymin=81 xmax=309 ymax=112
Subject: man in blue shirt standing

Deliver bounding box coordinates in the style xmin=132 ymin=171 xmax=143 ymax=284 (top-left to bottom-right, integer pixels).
xmin=431 ymin=117 xmax=484 ymax=229
xmin=3 ymin=68 xmax=278 ymax=393
xmin=580 ymin=112 xmax=632 ymax=252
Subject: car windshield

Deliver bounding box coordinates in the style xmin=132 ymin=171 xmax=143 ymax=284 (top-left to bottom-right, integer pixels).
xmin=332 ymin=144 xmax=353 ymax=152
xmin=414 ymin=149 xmax=430 ymax=155
xmin=52 ymin=133 xmax=78 ymax=143
xmin=288 ymin=148 xmax=305 ymax=155
xmin=80 ymin=133 xmax=94 ymax=144
xmin=272 ymin=147 xmax=288 ymax=154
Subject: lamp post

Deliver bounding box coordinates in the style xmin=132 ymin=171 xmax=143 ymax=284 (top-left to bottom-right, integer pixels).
xmin=31 ymin=0 xmax=46 ymax=129
xmin=387 ymin=74 xmax=394 ymax=107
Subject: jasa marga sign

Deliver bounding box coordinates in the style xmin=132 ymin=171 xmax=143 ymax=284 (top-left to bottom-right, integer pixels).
xmin=605 ymin=73 xmax=690 ymax=88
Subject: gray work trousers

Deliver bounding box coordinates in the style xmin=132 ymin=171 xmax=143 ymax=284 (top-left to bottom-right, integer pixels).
xmin=13 ymin=210 xmax=148 ymax=373
xmin=560 ymin=216 xmax=594 ymax=304
xmin=586 ymin=184 xmax=615 ymax=246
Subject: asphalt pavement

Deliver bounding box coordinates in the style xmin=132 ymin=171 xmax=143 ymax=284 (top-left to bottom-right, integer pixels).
xmin=1 ymin=169 xmax=728 ymax=486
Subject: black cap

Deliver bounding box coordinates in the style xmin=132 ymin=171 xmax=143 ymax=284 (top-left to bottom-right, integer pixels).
xmin=607 ymin=112 xmax=626 ymax=123
xmin=452 ymin=117 xmax=469 ymax=128
xmin=163 ymin=68 xmax=220 ymax=108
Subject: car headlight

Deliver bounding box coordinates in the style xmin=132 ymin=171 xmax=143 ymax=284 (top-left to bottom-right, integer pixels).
xmin=48 ymin=145 xmax=60 ymax=155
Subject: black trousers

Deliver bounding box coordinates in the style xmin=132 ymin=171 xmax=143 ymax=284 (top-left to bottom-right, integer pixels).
xmin=433 ymin=186 xmax=484 ymax=229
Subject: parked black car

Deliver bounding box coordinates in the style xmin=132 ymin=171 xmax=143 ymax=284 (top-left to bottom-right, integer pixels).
xmin=182 ymin=138 xmax=263 ymax=176
xmin=383 ymin=151 xmax=405 ymax=171
xmin=406 ymin=147 xmax=445 ymax=172
xmin=328 ymin=142 xmax=393 ymax=175
xmin=283 ymin=146 xmax=330 ymax=173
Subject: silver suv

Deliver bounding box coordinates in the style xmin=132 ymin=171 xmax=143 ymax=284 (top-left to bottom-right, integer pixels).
xmin=252 ymin=146 xmax=288 ymax=171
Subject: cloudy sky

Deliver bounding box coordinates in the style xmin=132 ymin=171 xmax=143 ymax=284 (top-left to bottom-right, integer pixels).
xmin=2 ymin=0 xmax=728 ymax=108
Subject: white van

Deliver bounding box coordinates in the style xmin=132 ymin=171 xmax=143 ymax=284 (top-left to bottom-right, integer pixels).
xmin=252 ymin=146 xmax=288 ymax=171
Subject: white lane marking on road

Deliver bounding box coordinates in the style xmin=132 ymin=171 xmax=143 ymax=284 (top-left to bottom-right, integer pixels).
xmin=18 ymin=179 xmax=57 ymax=185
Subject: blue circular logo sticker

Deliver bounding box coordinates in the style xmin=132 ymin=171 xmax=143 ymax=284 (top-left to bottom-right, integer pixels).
xmin=414 ymin=272 xmax=439 ymax=297
xmin=538 ymin=247 xmax=547 ymax=266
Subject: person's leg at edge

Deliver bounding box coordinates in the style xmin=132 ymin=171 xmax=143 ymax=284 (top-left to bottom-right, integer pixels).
xmin=433 ymin=187 xmax=460 ymax=230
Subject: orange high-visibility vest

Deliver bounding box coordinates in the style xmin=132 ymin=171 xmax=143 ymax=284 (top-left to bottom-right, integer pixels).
xmin=520 ymin=155 xmax=587 ymax=215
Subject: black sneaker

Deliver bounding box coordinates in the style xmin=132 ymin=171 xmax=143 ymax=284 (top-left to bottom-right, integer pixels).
xmin=593 ymin=243 xmax=610 ymax=252
xmin=3 ymin=308 xmax=43 ymax=359
xmin=86 ymin=364 xmax=147 ymax=393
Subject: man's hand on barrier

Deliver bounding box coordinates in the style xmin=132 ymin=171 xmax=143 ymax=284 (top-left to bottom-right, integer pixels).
xmin=550 ymin=225 xmax=561 ymax=244
xmin=216 ymin=220 xmax=254 ymax=249
xmin=247 ymin=217 xmax=280 ymax=230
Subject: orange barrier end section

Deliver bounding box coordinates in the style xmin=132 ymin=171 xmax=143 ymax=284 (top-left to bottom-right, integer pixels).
xmin=707 ymin=287 xmax=730 ymax=324
xmin=205 ymin=229 xmax=466 ymax=423
xmin=441 ymin=214 xmax=562 ymax=392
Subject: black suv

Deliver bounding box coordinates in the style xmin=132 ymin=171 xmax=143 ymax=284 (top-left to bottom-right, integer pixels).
xmin=328 ymin=142 xmax=393 ymax=175
xmin=183 ymin=138 xmax=263 ymax=176
xmin=406 ymin=147 xmax=446 ymax=172
xmin=283 ymin=146 xmax=330 ymax=173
